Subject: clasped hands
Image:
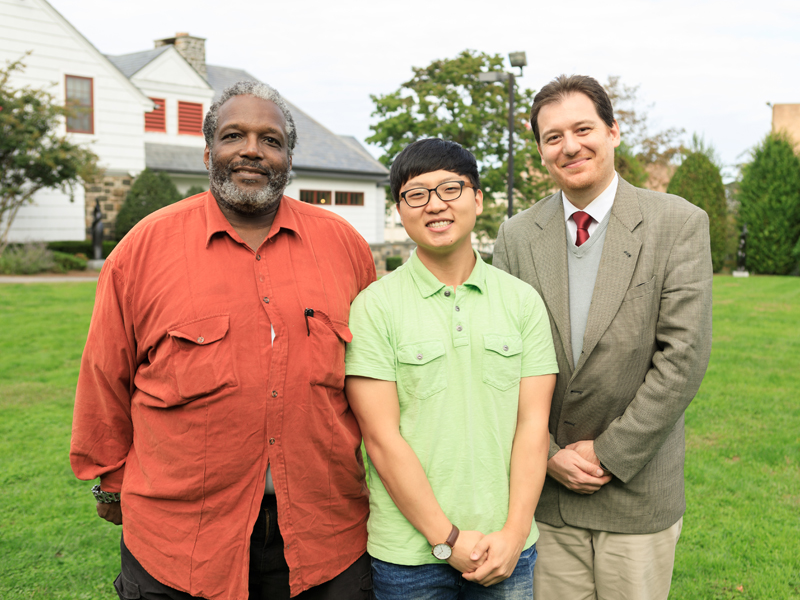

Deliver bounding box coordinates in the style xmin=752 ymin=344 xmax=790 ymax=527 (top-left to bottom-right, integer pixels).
xmin=547 ymin=440 xmax=612 ymax=495
xmin=447 ymin=528 xmax=526 ymax=587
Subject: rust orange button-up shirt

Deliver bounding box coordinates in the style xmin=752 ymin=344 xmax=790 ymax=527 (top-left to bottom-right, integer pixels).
xmin=71 ymin=192 xmax=375 ymax=599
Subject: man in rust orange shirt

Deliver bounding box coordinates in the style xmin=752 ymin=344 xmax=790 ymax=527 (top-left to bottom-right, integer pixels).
xmin=70 ymin=81 xmax=376 ymax=600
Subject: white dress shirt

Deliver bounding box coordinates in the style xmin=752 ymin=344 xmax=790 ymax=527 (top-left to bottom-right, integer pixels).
xmin=562 ymin=173 xmax=619 ymax=245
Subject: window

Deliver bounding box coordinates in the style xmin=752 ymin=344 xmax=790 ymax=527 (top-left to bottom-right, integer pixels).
xmin=145 ymin=98 xmax=166 ymax=132
xmin=65 ymin=75 xmax=93 ymax=133
xmin=178 ymin=101 xmax=203 ymax=135
xmin=335 ymin=191 xmax=364 ymax=206
xmin=300 ymin=190 xmax=332 ymax=205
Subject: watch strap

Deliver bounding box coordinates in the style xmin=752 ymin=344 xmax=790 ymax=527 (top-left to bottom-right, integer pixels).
xmin=92 ymin=484 xmax=121 ymax=503
xmin=445 ymin=524 xmax=459 ymax=548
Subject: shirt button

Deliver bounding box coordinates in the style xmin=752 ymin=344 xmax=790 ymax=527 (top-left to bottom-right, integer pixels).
xmin=197 ymin=336 xmax=204 ymax=343
xmin=455 ymin=306 xmax=460 ymax=312
xmin=444 ymin=290 xmax=451 ymax=297
xmin=269 ymin=438 xmax=276 ymax=445
xmin=503 ymin=345 xmax=509 ymax=352
xmin=256 ymin=254 xmax=261 ymax=261
xmin=417 ymin=354 xmax=423 ymax=360
xmin=272 ymin=390 xmax=278 ymax=397
xmin=263 ymin=297 xmax=270 ymax=303
xmin=456 ymin=325 xmax=463 ymax=332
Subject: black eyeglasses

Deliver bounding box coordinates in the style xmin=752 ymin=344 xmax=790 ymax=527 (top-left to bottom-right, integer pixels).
xmin=399 ymin=181 xmax=475 ymax=208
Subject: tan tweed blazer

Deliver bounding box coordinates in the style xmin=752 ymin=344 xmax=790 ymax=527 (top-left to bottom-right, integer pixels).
xmin=493 ymin=178 xmax=713 ymax=534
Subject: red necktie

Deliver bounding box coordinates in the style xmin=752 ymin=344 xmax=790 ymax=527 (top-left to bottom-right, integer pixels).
xmin=573 ymin=211 xmax=592 ymax=247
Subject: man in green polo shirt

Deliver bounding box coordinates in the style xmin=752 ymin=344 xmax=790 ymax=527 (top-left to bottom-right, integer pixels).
xmin=345 ymin=138 xmax=557 ymax=599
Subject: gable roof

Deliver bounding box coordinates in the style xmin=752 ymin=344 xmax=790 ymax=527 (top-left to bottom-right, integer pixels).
xmin=26 ymin=0 xmax=153 ymax=109
xmin=106 ymin=47 xmax=171 ymax=78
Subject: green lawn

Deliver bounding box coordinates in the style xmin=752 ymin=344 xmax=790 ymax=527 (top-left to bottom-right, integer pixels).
xmin=0 ymin=277 xmax=798 ymax=599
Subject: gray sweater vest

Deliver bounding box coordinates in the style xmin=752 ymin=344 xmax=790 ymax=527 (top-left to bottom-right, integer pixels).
xmin=568 ymin=210 xmax=611 ymax=366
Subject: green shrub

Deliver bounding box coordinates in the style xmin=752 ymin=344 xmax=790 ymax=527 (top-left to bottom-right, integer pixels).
xmin=614 ymin=141 xmax=648 ymax=188
xmin=46 ymin=240 xmax=117 ymax=258
xmin=667 ymin=151 xmax=728 ymax=272
xmin=51 ymin=251 xmax=87 ymax=273
xmin=737 ymin=133 xmax=800 ymax=275
xmin=0 ymin=243 xmax=54 ymax=274
xmin=386 ymin=255 xmax=403 ymax=271
xmin=186 ymin=185 xmax=208 ymax=197
xmin=115 ymin=168 xmax=181 ymax=240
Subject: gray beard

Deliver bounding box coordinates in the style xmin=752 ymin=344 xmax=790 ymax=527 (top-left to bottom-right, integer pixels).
xmin=208 ymin=153 xmax=290 ymax=215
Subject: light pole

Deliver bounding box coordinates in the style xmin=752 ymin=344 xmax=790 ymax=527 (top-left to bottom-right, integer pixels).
xmin=477 ymin=51 xmax=527 ymax=219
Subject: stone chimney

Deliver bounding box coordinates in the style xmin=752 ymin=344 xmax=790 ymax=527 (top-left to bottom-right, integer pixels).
xmin=154 ymin=32 xmax=207 ymax=80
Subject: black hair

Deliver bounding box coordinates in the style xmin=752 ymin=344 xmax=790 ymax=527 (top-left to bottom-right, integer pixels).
xmin=389 ymin=138 xmax=480 ymax=204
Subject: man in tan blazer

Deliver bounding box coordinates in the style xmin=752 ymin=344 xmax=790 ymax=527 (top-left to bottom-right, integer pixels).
xmin=493 ymin=75 xmax=713 ymax=600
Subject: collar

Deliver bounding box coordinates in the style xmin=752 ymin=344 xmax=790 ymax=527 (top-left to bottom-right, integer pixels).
xmin=562 ymin=172 xmax=619 ymax=224
xmin=204 ymin=192 xmax=303 ymax=248
xmin=407 ymin=249 xmax=487 ymax=299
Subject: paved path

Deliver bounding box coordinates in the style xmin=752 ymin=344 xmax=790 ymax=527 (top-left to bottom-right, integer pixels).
xmin=0 ymin=272 xmax=100 ymax=283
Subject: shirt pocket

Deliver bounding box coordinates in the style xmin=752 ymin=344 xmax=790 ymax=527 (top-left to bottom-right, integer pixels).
xmin=397 ymin=340 xmax=447 ymax=400
xmin=167 ymin=314 xmax=238 ymax=401
xmin=307 ymin=310 xmax=352 ymax=390
xmin=482 ymin=334 xmax=522 ymax=391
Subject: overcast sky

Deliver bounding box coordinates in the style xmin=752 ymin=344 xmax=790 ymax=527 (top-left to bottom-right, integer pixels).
xmin=49 ymin=0 xmax=799 ymax=182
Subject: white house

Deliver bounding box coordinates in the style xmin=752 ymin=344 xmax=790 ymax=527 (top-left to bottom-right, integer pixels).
xmin=1 ymin=1 xmax=388 ymax=245
xmin=107 ymin=35 xmax=389 ymax=244
xmin=0 ymin=0 xmax=152 ymax=243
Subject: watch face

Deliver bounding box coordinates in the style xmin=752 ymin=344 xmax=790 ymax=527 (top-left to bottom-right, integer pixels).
xmin=432 ymin=543 xmax=452 ymax=560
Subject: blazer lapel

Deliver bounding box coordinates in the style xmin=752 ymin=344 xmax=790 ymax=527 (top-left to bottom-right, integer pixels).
xmin=529 ymin=192 xmax=574 ymax=372
xmin=576 ymin=179 xmax=643 ymax=372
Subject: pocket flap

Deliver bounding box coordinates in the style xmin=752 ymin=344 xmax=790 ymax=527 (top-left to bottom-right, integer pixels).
xmin=483 ymin=334 xmax=522 ymax=357
xmin=168 ymin=315 xmax=230 ymax=345
xmin=398 ymin=340 xmax=446 ymax=365
xmin=311 ymin=310 xmax=353 ymax=343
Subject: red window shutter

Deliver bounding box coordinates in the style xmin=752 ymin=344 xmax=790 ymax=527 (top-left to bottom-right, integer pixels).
xmin=145 ymin=98 xmax=166 ymax=132
xmin=178 ymin=101 xmax=203 ymax=136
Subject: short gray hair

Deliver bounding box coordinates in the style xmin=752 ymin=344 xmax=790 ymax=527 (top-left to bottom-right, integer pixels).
xmin=203 ymin=81 xmax=297 ymax=155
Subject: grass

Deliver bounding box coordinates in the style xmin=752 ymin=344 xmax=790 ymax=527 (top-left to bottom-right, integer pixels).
xmin=673 ymin=276 xmax=800 ymax=599
xmin=0 ymin=277 xmax=798 ymax=598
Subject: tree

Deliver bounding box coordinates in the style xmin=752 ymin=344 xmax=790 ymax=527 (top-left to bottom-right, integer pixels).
xmin=667 ymin=139 xmax=728 ymax=272
xmin=737 ymin=132 xmax=800 ymax=275
xmin=115 ymin=168 xmax=181 ymax=240
xmin=0 ymin=54 xmax=100 ymax=254
xmin=186 ymin=184 xmax=207 ymax=197
xmin=604 ymin=76 xmax=685 ymax=188
xmin=367 ymin=50 xmax=553 ymax=240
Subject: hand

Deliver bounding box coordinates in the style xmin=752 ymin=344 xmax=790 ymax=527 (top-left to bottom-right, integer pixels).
xmin=97 ymin=501 xmax=122 ymax=525
xmin=566 ymin=440 xmax=608 ymax=474
xmin=547 ymin=447 xmax=611 ymax=494
xmin=446 ymin=529 xmax=486 ymax=574
xmin=461 ymin=528 xmax=526 ymax=586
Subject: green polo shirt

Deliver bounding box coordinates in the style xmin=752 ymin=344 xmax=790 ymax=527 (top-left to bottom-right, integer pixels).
xmin=345 ymin=250 xmax=558 ymax=565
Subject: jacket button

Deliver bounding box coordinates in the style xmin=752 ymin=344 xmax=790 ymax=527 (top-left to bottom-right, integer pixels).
xmin=272 ymin=390 xmax=278 ymax=397
xmin=269 ymin=438 xmax=276 ymax=445
xmin=197 ymin=337 xmax=205 ymax=343
xmin=503 ymin=345 xmax=508 ymax=352
xmin=417 ymin=354 xmax=423 ymax=360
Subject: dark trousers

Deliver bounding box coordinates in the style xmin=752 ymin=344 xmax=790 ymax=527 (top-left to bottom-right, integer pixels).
xmin=114 ymin=494 xmax=373 ymax=600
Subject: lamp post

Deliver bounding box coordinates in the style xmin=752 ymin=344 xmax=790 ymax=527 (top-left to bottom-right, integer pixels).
xmin=477 ymin=51 xmax=527 ymax=219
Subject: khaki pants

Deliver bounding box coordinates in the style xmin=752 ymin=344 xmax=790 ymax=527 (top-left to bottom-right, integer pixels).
xmin=533 ymin=518 xmax=682 ymax=600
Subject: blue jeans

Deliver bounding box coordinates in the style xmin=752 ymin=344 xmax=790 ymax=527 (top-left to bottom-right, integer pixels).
xmin=372 ymin=544 xmax=536 ymax=600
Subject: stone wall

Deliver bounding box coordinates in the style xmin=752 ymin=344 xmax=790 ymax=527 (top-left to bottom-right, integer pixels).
xmin=370 ymin=241 xmax=416 ymax=276
xmin=84 ymin=174 xmax=132 ymax=240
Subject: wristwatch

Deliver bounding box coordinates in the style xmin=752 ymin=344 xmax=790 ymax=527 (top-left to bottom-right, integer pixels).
xmin=431 ymin=524 xmax=460 ymax=560
xmin=91 ymin=484 xmax=121 ymax=503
